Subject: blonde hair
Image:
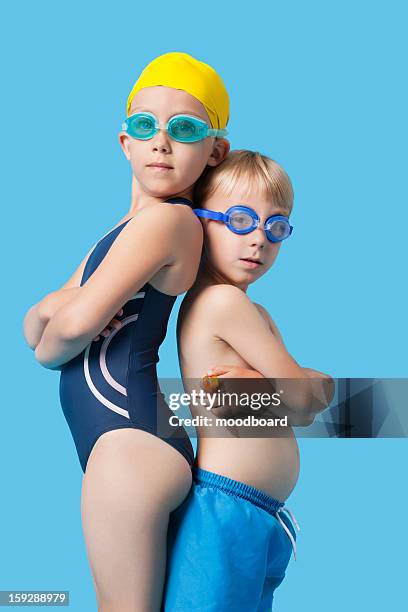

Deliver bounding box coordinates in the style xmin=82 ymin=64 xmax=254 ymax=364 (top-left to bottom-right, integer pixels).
xmin=194 ymin=150 xmax=294 ymax=214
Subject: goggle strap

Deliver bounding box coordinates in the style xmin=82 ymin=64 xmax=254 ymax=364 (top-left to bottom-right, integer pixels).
xmin=193 ymin=209 xmax=226 ymax=222
xmin=207 ymin=128 xmax=228 ymax=138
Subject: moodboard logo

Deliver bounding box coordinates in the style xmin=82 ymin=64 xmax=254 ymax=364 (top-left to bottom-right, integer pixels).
xmin=156 ymin=378 xmax=408 ymax=438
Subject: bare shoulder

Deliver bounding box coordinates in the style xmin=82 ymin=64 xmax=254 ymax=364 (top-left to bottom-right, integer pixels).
xmin=168 ymin=203 xmax=203 ymax=245
xmin=205 ymin=283 xmax=249 ymax=303
xmin=188 ymin=284 xmax=255 ymax=318
xmin=126 ymin=202 xmax=202 ymax=247
xmin=178 ymin=285 xmax=249 ymax=342
xmin=133 ymin=201 xmax=202 ymax=230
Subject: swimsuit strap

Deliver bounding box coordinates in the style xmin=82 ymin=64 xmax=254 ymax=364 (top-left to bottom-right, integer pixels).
xmin=275 ymin=506 xmax=301 ymax=561
xmin=165 ymin=196 xmax=194 ymax=207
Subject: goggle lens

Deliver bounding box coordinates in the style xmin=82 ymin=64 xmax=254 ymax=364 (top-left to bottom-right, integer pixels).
xmin=127 ymin=114 xmax=156 ymax=139
xmin=169 ymin=117 xmax=205 ymax=142
xmin=266 ymin=219 xmax=291 ymax=240
xmin=229 ymin=210 xmax=254 ymax=232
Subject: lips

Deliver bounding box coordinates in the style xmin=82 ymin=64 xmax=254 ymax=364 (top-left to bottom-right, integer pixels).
xmin=240 ymin=257 xmax=263 ymax=265
xmin=240 ymin=257 xmax=263 ymax=269
xmin=146 ymin=162 xmax=173 ymax=169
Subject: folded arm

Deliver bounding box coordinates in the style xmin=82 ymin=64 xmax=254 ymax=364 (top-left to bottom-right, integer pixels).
xmin=255 ymin=303 xmax=335 ymax=419
xmin=23 ymin=241 xmax=96 ymax=350
xmin=204 ymin=285 xmax=334 ymax=425
xmin=34 ymin=205 xmax=200 ymax=369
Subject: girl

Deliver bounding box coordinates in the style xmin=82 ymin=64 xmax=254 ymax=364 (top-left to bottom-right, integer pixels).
xmin=23 ymin=52 xmax=230 ymax=611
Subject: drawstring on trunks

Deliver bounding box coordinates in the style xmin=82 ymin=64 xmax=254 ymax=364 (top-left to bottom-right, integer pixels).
xmin=275 ymin=506 xmax=301 ymax=560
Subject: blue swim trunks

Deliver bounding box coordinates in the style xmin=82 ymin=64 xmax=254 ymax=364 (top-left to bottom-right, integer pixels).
xmin=162 ymin=467 xmax=300 ymax=611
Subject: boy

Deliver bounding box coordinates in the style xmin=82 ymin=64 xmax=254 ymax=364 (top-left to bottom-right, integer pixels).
xmin=162 ymin=150 xmax=334 ymax=611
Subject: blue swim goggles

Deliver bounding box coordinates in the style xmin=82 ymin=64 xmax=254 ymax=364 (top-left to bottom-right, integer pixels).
xmin=122 ymin=112 xmax=228 ymax=143
xmin=193 ymin=205 xmax=294 ymax=243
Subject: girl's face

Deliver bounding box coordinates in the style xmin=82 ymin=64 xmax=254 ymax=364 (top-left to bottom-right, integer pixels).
xmin=201 ymin=181 xmax=289 ymax=290
xmin=119 ymin=86 xmax=226 ymax=198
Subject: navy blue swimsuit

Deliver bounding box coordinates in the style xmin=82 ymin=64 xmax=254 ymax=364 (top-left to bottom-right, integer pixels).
xmin=59 ymin=197 xmax=195 ymax=473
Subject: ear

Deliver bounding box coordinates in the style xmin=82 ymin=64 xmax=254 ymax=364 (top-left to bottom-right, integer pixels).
xmin=207 ymin=138 xmax=230 ymax=167
xmin=118 ymin=132 xmax=131 ymax=161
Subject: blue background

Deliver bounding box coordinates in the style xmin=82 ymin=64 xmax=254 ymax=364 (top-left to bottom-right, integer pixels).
xmin=1 ymin=0 xmax=407 ymax=610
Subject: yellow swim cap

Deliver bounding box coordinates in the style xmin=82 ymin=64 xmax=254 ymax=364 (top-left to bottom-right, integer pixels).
xmin=126 ymin=52 xmax=229 ymax=130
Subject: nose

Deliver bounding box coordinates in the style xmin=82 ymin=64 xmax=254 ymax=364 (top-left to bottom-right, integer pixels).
xmin=151 ymin=128 xmax=172 ymax=154
xmin=248 ymin=226 xmax=266 ymax=248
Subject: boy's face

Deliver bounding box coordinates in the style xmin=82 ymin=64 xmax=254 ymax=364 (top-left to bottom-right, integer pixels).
xmin=119 ymin=86 xmax=226 ymax=198
xmin=201 ymin=181 xmax=289 ymax=290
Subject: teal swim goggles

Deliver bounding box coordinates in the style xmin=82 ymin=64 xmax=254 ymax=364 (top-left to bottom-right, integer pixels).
xmin=122 ymin=112 xmax=228 ymax=143
xmin=193 ymin=205 xmax=294 ymax=243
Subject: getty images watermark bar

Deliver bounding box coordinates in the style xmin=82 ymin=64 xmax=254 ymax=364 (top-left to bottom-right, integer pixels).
xmin=0 ymin=592 xmax=69 ymax=606
xmin=153 ymin=378 xmax=408 ymax=438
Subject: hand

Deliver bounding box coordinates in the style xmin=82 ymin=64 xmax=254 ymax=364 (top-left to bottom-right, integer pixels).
xmin=202 ymin=364 xmax=265 ymax=392
xmin=93 ymin=308 xmax=124 ymax=342
xmin=201 ymin=365 xmax=273 ymax=418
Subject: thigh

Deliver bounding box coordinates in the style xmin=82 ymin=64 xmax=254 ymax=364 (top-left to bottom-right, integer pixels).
xmin=162 ymin=487 xmax=270 ymax=611
xmin=81 ymin=429 xmax=192 ymax=611
xmin=83 ymin=428 xmax=192 ymax=509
